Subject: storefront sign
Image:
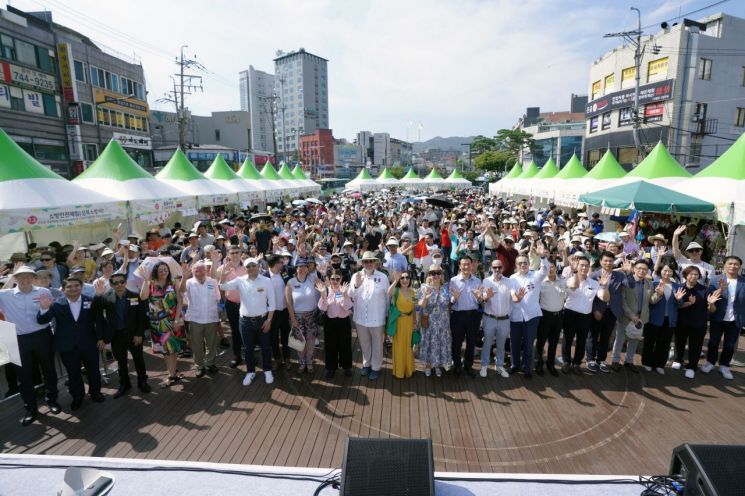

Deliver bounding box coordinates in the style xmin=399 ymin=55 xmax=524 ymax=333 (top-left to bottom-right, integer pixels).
xmin=93 ymin=88 xmax=148 ymax=115
xmin=585 ymin=78 xmax=674 ymax=118
xmin=66 ymin=124 xmax=83 ymax=161
xmin=112 ymin=132 xmax=152 ymax=150
xmin=0 ymin=84 xmax=10 ymax=108
xmin=56 ymin=43 xmax=78 ymax=103
xmin=23 ymin=89 xmax=44 ymax=114
xmin=644 ymin=102 xmax=665 ymax=123
xmin=0 ymin=61 xmax=56 ymax=93
xmin=619 ymin=107 xmax=633 ymax=127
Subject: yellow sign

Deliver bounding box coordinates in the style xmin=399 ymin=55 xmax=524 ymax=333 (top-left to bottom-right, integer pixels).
xmin=93 ymin=88 xmax=148 ymax=116
xmin=591 ymin=80 xmax=602 ymax=98
xmin=647 ymin=57 xmax=669 ymax=77
xmin=604 ymin=73 xmax=615 ymax=89
xmin=56 ymin=43 xmax=76 ymax=103
xmin=621 ymin=66 xmax=636 ymax=82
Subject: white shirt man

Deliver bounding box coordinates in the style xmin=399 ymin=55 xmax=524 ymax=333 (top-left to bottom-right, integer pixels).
xmin=182 ymin=261 xmax=221 ymax=376
xmin=349 ymin=253 xmax=389 ymax=379
xmin=480 ymin=260 xmax=514 ymax=377
xmin=536 ymin=263 xmax=567 ymax=375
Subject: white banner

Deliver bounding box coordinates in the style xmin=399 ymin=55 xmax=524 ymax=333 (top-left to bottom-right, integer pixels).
xmin=0 ymin=202 xmax=126 ymax=234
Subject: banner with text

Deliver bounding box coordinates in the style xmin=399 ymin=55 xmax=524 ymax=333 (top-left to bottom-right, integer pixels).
xmin=585 ymin=79 xmax=674 ymax=118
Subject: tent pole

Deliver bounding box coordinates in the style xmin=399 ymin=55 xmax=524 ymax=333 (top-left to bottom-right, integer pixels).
xmin=726 ymin=202 xmax=736 ymax=256
xmin=126 ymin=201 xmax=134 ymax=235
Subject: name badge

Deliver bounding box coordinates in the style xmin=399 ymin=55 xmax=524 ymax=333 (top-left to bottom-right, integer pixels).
xmin=257 ymin=288 xmax=265 ymax=293
xmin=129 ymin=298 xmax=139 ymax=306
xmin=294 ymin=284 xmax=301 ymax=289
xmin=206 ymin=284 xmax=214 ymax=291
xmin=83 ymin=302 xmax=91 ymax=310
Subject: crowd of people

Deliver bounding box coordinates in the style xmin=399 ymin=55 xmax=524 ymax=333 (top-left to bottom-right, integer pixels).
xmin=0 ymin=187 xmax=742 ymax=427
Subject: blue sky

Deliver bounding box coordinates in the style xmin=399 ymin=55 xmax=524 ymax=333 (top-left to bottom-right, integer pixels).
xmin=11 ymin=0 xmax=745 ymax=142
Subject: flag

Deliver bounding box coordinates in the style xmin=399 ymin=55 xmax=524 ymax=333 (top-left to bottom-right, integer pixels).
xmin=413 ymin=237 xmax=428 ymax=259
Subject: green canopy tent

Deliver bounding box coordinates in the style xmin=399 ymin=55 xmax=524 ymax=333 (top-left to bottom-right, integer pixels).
xmin=578 ymin=180 xmax=714 ymax=214
xmin=155 ymin=149 xmax=235 ymax=207
xmin=554 ymin=150 xmax=625 ymax=207
xmin=504 ymin=160 xmax=537 ymax=196
xmin=423 ymin=168 xmax=445 ymax=191
xmin=260 ymin=162 xmax=296 ymax=200
xmin=491 ymin=161 xmax=522 ymax=196
xmin=290 ymin=164 xmax=321 ymax=194
xmin=277 ymin=162 xmax=306 ymax=194
xmin=346 ymin=168 xmax=377 ymax=191
xmin=400 ymin=167 xmax=423 ymax=190
xmin=237 ymin=158 xmax=277 ymax=200
xmin=204 ymin=155 xmax=264 ymax=203
xmin=619 ymin=141 xmax=691 ymax=188
xmin=445 ymin=169 xmax=472 ymax=189
xmin=376 ymin=167 xmax=400 ymax=188
xmin=531 ymin=158 xmax=560 ymax=198
xmin=550 ymin=154 xmax=588 ymax=205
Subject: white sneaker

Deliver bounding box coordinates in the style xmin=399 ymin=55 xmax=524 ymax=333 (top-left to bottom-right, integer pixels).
xmin=671 ymin=361 xmax=682 ymax=370
xmin=242 ymin=372 xmax=256 ymax=386
xmin=643 ymin=365 xmax=652 ymax=372
xmin=699 ymin=361 xmax=714 ymax=374
xmin=495 ymin=366 xmax=509 ymax=378
xmin=265 ymin=371 xmax=274 ymax=384
xmin=720 ymin=366 xmax=734 ymax=380
xmin=424 ymin=368 xmax=431 ymax=377
xmin=684 ymin=369 xmax=695 ymax=379
xmin=435 ymin=367 xmax=442 ymax=377
xmin=479 ymin=367 xmax=487 ymax=378
xmin=655 ymin=367 xmax=665 ymax=375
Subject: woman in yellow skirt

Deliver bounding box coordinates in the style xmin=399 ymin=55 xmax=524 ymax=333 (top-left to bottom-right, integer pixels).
xmin=388 ymin=271 xmax=417 ymax=379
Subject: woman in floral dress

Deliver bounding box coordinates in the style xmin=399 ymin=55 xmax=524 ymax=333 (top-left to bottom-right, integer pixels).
xmin=140 ymin=261 xmax=185 ymax=387
xmin=417 ymin=264 xmax=451 ymax=377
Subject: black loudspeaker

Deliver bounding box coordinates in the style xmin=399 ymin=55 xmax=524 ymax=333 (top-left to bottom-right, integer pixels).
xmin=670 ymin=443 xmax=745 ymax=496
xmin=340 ymin=437 xmax=434 ymax=496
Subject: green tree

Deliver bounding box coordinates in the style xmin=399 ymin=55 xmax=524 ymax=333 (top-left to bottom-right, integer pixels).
xmin=471 ymin=135 xmax=497 ymax=155
xmin=388 ymin=166 xmax=405 ymax=179
xmin=474 ymin=150 xmax=513 ymax=173
xmin=462 ymin=171 xmax=480 ymax=183
xmin=494 ymin=129 xmax=534 ymax=158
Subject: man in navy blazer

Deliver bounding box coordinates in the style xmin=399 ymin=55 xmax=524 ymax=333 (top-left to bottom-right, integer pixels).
xmin=37 ymin=277 xmax=106 ymax=410
xmin=702 ymin=256 xmax=745 ymax=380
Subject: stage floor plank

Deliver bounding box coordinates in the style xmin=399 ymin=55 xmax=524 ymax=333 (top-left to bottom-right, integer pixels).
xmin=2 ymin=331 xmax=744 ymax=475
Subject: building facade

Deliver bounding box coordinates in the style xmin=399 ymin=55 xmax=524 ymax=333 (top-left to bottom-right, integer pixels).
xmin=238 ymin=65 xmax=275 ymax=154
xmin=372 ymin=132 xmax=390 ymax=167
xmin=389 ymin=138 xmax=413 ymax=166
xmin=0 ymin=6 xmax=151 ymax=177
xmin=273 ymin=48 xmax=329 ymax=160
xmin=512 ymin=99 xmax=586 ymax=167
xmin=299 ymin=128 xmax=334 ymax=179
xmin=356 ymin=130 xmax=373 ymax=165
xmin=584 ymin=13 xmax=745 ymax=169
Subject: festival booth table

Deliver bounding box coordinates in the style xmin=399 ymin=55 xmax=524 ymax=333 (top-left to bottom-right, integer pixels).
xmin=203 ymin=155 xmax=265 ymax=207
xmin=490 ymin=161 xmax=521 ymax=196
xmin=530 ymin=158 xmax=559 ymax=201
xmin=73 ymin=140 xmax=196 ymax=235
xmin=555 ymin=150 xmax=626 ymax=207
xmin=155 ymin=149 xmax=236 ymax=212
xmin=376 ymin=167 xmax=400 ymax=190
xmin=544 ymin=153 xmax=587 ymax=204
xmin=422 ymin=168 xmax=446 ymax=191
xmin=445 ymin=169 xmax=472 ymax=189
xmin=676 ymin=132 xmax=745 ymax=254
xmin=277 ymin=162 xmax=307 ymax=196
xmin=260 ymin=163 xmax=297 ymax=201
xmin=345 ymin=168 xmax=377 ymax=192
xmin=237 ymin=159 xmax=276 ymax=202
xmin=0 ymin=130 xmax=126 ymax=257
xmin=292 ymin=165 xmax=321 ymax=195
xmin=400 ymin=167 xmax=424 ymax=191
xmin=505 ymin=160 xmax=538 ymax=197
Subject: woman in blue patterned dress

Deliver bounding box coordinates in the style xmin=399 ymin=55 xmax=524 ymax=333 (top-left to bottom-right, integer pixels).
xmin=417 ymin=264 xmax=451 ymax=377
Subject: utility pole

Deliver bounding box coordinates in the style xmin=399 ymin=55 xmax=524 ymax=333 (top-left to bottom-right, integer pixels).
xmin=260 ymin=94 xmax=279 ymax=163
xmin=157 ymin=45 xmax=205 ymax=151
xmin=603 ymin=7 xmax=645 ymax=160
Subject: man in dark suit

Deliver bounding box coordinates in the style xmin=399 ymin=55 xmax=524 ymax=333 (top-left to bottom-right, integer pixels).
xmin=703 ymin=255 xmax=745 ymax=380
xmin=101 ymin=273 xmax=151 ymax=397
xmin=37 ymin=277 xmax=106 ymax=410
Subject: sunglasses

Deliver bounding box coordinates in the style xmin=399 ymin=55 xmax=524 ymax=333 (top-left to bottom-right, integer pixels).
xmin=430 ymin=271 xmax=442 ymax=275
xmin=491 ymin=266 xmax=503 ymax=270
xmin=363 ymin=260 xmax=376 ymax=264
xmin=111 ymin=280 xmax=126 ymax=286
xmin=330 ymin=276 xmax=342 ymax=281
xmin=41 ymin=258 xmax=53 ymax=262
xmin=400 ymin=276 xmax=410 ymax=280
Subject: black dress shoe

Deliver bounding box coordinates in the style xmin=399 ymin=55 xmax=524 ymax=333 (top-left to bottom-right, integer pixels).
xmin=509 ymin=366 xmax=520 ymax=375
xmin=534 ymin=366 xmax=544 ymax=377
xmin=113 ymin=385 xmax=131 ymax=399
xmin=229 ymin=359 xmax=241 ymax=369
xmin=138 ymin=382 xmax=152 ymax=394
xmin=71 ymin=398 xmax=83 ymax=411
xmin=21 ymin=409 xmax=37 ymax=426
xmin=208 ymin=365 xmax=219 ymax=374
xmin=47 ymin=400 xmax=62 ymax=414
xmin=196 ymin=368 xmax=206 ymax=378
xmin=547 ymin=365 xmax=559 ymax=377
xmin=90 ymin=393 xmax=105 ymax=403
xmin=464 ymin=367 xmax=475 ymax=378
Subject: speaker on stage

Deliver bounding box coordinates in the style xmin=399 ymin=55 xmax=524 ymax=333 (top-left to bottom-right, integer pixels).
xmin=670 ymin=443 xmax=745 ymax=496
xmin=340 ymin=438 xmax=434 ymax=496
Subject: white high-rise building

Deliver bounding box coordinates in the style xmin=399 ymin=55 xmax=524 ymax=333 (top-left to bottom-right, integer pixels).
xmin=273 ymin=48 xmax=329 ymax=159
xmin=239 ymin=66 xmax=275 ymax=154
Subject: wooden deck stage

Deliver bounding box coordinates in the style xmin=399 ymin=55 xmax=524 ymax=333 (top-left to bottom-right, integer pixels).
xmin=1 ymin=332 xmax=744 ymax=476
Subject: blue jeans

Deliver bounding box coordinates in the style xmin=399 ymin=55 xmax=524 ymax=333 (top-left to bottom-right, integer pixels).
xmin=481 ymin=316 xmax=510 ymax=367
xmin=509 ymin=317 xmax=540 ymax=371
xmin=707 ymin=320 xmax=740 ymax=367
xmin=240 ymin=316 xmax=272 ymax=373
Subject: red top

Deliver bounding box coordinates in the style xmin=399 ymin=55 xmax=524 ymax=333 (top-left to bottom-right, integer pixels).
xmin=440 ymin=228 xmax=452 ymax=248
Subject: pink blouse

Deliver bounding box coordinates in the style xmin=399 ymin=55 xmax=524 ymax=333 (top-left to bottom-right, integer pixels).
xmin=318 ymin=289 xmax=353 ymax=318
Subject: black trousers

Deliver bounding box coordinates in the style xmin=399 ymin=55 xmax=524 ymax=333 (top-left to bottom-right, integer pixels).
xmin=15 ymin=328 xmax=58 ymax=411
xmin=536 ymin=310 xmax=563 ymax=367
xmin=674 ymin=324 xmax=707 ymax=370
xmin=562 ymin=309 xmax=592 ymax=366
xmin=111 ymin=330 xmax=148 ymax=386
xmin=240 ymin=316 xmax=272 ymax=373
xmin=324 ymin=316 xmax=353 ymax=371
xmin=225 ymin=300 xmax=244 ymax=360
xmin=270 ymin=308 xmax=291 ymax=361
xmin=641 ymin=320 xmax=673 ymax=368
xmin=450 ymin=310 xmax=482 ymax=369
xmin=586 ymin=308 xmax=616 ymax=363
xmin=60 ymin=345 xmax=101 ymax=401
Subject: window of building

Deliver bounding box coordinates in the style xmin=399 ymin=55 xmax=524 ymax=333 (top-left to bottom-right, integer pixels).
xmin=36 ymin=46 xmax=54 ymax=73
xmin=647 ymin=57 xmax=668 ymax=82
xmin=42 ymin=93 xmax=57 ymax=117
xmin=689 ymin=136 xmax=703 ymax=165
xmin=741 ymin=67 xmax=745 ymax=86
xmin=618 ymin=147 xmax=639 ymax=165
xmin=1 ymin=34 xmax=15 ymax=60
xmin=14 ymin=39 xmax=37 ymax=66
xmin=10 ymin=93 xmax=24 ymax=111
xmin=699 ymin=58 xmax=712 ymax=80
xmin=736 ymin=107 xmax=745 ymax=127
xmin=694 ymin=102 xmax=708 ymax=120
xmin=621 ymin=66 xmax=636 ymax=86
xmin=601 ymin=112 xmax=612 ymax=130
xmin=215 ymin=129 xmax=221 ymax=142
xmin=112 ymin=74 xmax=119 ymax=93
xmin=74 ymin=60 xmax=86 ymax=82
xmin=589 ymin=116 xmax=599 ymax=133
xmin=80 ymin=102 xmax=94 ymax=123
xmin=34 ymin=142 xmax=67 ymax=161
xmin=83 ymin=143 xmax=98 ymax=161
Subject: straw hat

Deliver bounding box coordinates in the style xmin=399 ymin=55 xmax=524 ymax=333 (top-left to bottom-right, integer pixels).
xmin=647 ymin=234 xmax=667 ymax=244
xmin=361 ymin=251 xmax=378 ymax=262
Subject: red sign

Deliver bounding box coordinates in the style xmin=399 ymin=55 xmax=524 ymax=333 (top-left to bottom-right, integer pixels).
xmin=644 ymin=102 xmax=664 ymax=123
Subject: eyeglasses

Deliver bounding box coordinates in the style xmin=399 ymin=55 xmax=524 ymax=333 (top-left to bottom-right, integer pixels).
xmin=111 ymin=280 xmax=126 ymax=286
xmin=40 ymin=258 xmax=53 ymax=262
xmin=517 ymin=261 xmax=529 ymax=265
xmin=430 ymin=271 xmax=442 ymax=275
xmin=491 ymin=266 xmax=503 ymax=270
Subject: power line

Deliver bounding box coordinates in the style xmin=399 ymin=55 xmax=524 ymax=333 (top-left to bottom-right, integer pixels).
xmin=639 ymin=0 xmax=731 ymax=30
